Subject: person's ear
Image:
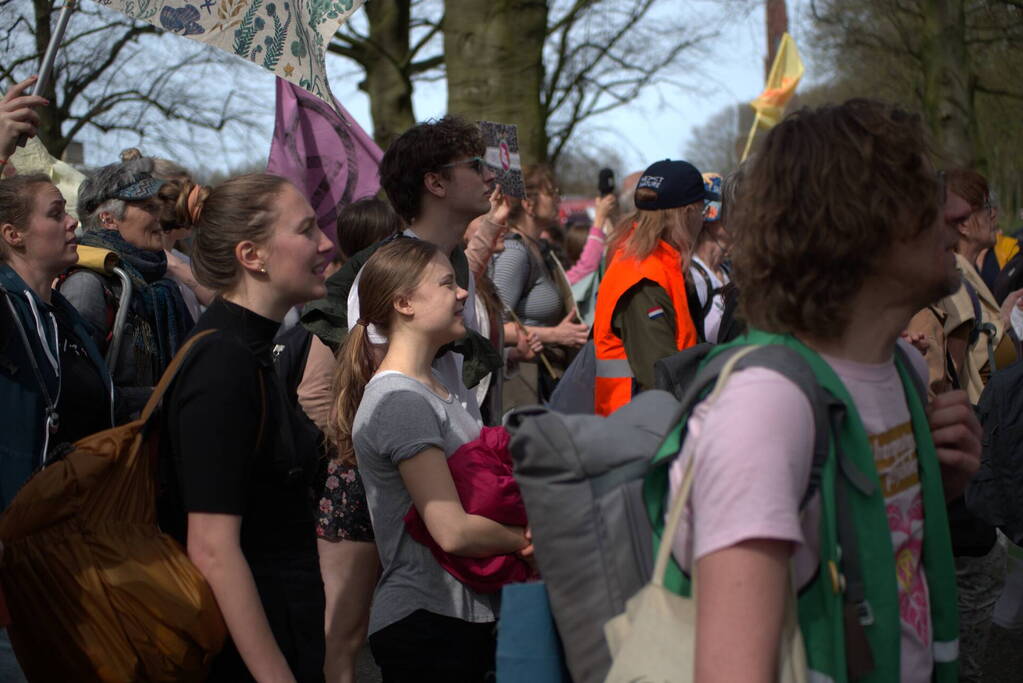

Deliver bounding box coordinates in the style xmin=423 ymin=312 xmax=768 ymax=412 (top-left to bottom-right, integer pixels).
xmin=0 ymin=222 xmax=25 ymax=251
xmin=235 ymin=239 xmax=269 ymax=276
xmin=393 ymin=292 xmax=415 ymax=317
xmin=98 ymin=211 xmax=116 ymax=228
xmin=423 ymin=171 xmax=447 ymax=200
xmin=957 ymin=216 xmax=972 ymax=239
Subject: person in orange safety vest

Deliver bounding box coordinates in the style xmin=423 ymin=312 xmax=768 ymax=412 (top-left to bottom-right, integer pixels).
xmin=593 ymin=159 xmax=716 ymax=415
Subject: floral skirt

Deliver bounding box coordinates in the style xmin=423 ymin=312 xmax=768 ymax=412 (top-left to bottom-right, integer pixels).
xmin=314 ymin=458 xmax=374 ymax=543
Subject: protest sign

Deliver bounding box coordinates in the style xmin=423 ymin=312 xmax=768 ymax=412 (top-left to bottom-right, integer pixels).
xmin=479 ymin=121 xmax=524 ymax=198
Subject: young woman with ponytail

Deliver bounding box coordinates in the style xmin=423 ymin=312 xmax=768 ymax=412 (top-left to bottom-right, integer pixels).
xmin=330 ymin=238 xmax=530 ymax=682
xmin=157 ymin=173 xmax=333 ymax=682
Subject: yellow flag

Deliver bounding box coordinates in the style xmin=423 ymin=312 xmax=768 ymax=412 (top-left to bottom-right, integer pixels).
xmin=751 ymin=33 xmax=805 ymax=128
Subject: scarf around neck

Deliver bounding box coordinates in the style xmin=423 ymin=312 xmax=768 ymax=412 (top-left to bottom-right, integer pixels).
xmin=78 ymin=228 xmax=193 ymax=374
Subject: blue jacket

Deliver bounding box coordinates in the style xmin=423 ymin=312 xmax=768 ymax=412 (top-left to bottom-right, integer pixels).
xmin=0 ymin=265 xmax=114 ymax=509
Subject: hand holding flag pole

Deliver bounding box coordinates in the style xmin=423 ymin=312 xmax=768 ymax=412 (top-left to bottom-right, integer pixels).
xmin=15 ymin=0 xmax=77 ymax=150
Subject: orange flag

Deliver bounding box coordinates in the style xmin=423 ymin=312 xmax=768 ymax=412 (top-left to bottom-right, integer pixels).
xmin=742 ymin=33 xmax=805 ymax=159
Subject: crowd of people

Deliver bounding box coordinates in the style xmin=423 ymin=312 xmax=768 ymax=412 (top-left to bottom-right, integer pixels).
xmin=2 ymin=70 xmax=1023 ymax=683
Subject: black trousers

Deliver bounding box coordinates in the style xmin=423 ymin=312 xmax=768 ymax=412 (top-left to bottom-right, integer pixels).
xmin=369 ymin=609 xmax=496 ymax=683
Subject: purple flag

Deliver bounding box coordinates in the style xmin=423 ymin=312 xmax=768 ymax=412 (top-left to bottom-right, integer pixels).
xmin=266 ymin=78 xmax=383 ymax=253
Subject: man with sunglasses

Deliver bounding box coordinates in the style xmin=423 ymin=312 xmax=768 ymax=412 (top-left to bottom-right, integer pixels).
xmin=300 ymin=115 xmax=500 ymax=422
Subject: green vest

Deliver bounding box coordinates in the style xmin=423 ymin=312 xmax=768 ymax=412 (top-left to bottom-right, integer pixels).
xmin=645 ymin=330 xmax=959 ymax=682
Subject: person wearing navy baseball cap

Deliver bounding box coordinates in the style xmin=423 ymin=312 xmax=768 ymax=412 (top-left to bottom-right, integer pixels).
xmin=591 ymin=159 xmax=711 ymax=415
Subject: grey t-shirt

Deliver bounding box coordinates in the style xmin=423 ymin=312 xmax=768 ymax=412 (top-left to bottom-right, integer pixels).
xmin=353 ymin=371 xmax=496 ymax=635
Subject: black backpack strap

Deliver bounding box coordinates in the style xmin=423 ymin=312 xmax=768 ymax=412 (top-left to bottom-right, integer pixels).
xmin=688 ymin=260 xmax=716 ymax=320
xmin=827 ymin=394 xmax=878 ymax=679
xmin=683 ymin=277 xmax=707 ymax=344
xmin=962 ymin=277 xmax=1000 ymax=373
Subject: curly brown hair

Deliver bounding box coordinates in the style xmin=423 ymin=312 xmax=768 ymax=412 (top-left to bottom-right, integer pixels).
xmin=379 ymin=115 xmax=485 ymax=223
xmin=731 ymin=99 xmax=939 ymax=340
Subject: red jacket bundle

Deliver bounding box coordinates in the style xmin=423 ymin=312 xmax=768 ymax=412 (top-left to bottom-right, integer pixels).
xmin=403 ymin=426 xmax=533 ymax=593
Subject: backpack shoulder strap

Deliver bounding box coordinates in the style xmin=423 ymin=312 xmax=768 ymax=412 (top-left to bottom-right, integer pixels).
xmin=683 ymin=277 xmax=707 ymax=343
xmin=961 ymin=276 xmax=1000 ymax=372
xmin=689 ymin=260 xmax=716 ymax=319
xmin=670 ymin=344 xmax=832 ymax=506
xmin=139 ymin=329 xmax=218 ymax=425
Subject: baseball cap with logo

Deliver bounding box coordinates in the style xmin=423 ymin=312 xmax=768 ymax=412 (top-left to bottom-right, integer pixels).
xmin=634 ymin=159 xmax=719 ymax=211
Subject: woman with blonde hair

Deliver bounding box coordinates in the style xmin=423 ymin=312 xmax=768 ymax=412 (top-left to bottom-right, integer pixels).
xmin=592 ymin=159 xmax=715 ymax=415
xmin=332 ymin=238 xmax=529 ymax=682
xmin=157 ymin=173 xmax=333 ymax=682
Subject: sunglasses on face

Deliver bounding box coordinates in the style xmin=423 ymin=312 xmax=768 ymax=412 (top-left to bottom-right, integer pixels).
xmin=439 ymin=156 xmax=489 ymax=175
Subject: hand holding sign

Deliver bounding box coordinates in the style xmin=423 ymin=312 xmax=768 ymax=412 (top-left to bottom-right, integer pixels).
xmin=478 ymin=121 xmax=524 ymax=198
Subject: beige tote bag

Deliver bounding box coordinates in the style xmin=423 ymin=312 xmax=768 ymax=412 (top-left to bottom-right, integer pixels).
xmin=603 ymin=347 xmax=808 ymax=683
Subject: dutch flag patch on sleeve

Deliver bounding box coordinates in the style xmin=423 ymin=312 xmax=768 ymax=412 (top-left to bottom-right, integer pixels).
xmin=647 ymin=306 xmax=665 ymax=320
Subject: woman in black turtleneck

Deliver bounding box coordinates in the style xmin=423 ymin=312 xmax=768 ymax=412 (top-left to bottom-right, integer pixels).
xmin=157 ymin=174 xmax=333 ymax=683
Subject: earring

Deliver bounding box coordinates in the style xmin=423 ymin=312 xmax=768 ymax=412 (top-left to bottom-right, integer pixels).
xmin=259 ymin=265 xmax=267 ymax=274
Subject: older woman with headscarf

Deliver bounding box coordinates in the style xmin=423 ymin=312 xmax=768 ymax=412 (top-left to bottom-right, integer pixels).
xmin=59 ymin=158 xmax=194 ymax=419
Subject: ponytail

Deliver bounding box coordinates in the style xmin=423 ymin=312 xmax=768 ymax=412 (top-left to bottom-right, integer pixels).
xmin=330 ymin=322 xmax=377 ymax=465
xmin=326 ymin=238 xmax=444 ymax=465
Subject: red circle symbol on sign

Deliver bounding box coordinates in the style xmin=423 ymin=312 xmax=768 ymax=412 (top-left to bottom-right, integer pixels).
xmin=499 ymin=141 xmax=511 ymax=171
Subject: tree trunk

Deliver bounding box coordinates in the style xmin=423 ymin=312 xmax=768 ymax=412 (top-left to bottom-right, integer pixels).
xmin=32 ymin=0 xmax=68 ymax=158
xmin=920 ymin=0 xmax=980 ymax=170
xmin=443 ymin=0 xmax=548 ymax=165
xmin=359 ymin=1 xmax=416 ymax=150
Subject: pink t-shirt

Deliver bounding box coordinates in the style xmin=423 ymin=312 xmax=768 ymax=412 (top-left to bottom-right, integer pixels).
xmin=668 ymin=340 xmax=932 ymax=682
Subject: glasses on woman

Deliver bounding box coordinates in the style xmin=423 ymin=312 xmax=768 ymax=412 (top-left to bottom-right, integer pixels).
xmin=439 ymin=156 xmax=490 ymax=175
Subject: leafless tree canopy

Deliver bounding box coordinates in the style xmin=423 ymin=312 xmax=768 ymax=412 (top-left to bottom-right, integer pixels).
xmin=542 ymin=0 xmax=717 ymax=164
xmin=807 ymin=0 xmax=1023 ymax=218
xmin=2 ymin=0 xmax=266 ymax=168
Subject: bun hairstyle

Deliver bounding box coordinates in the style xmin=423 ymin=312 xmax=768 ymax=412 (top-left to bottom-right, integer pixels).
xmin=119 ymin=147 xmax=143 ymax=162
xmin=190 ymin=173 xmax=292 ymax=292
xmin=157 ymin=177 xmax=209 ymax=231
xmin=329 ymin=238 xmax=443 ymax=464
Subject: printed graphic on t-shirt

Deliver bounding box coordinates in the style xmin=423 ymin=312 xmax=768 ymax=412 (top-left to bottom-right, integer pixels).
xmin=870 ymin=422 xmax=931 ymax=647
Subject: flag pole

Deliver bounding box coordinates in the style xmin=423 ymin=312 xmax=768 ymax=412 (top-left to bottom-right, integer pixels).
xmin=16 ymin=0 xmax=77 ymax=149
xmin=741 ymin=111 xmax=761 ymax=162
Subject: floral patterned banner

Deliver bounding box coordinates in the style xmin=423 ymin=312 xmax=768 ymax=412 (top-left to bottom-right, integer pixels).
xmin=97 ymin=0 xmax=364 ymax=106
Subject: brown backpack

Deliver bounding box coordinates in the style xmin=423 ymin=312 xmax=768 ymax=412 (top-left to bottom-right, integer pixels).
xmin=0 ymin=330 xmax=227 ymax=682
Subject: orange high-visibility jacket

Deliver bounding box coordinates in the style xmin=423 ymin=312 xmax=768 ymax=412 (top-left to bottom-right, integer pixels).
xmin=593 ymin=239 xmax=697 ymax=416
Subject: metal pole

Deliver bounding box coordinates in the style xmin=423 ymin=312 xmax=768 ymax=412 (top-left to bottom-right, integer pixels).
xmin=741 ymin=112 xmax=762 ymax=162
xmin=16 ymin=0 xmax=77 ymax=149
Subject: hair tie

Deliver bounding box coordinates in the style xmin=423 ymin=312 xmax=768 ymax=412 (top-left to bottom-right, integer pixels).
xmin=186 ymin=184 xmax=204 ymax=225
xmin=356 ymin=319 xmax=369 ymax=327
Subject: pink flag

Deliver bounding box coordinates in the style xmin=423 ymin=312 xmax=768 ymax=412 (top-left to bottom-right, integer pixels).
xmin=266 ymin=78 xmax=383 ymax=252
